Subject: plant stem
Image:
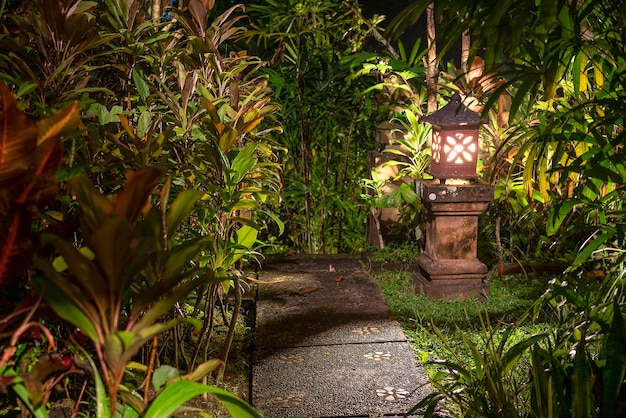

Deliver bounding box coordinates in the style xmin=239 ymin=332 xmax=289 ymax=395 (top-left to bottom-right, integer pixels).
xmin=216 ymin=276 xmax=242 ymax=384
xmin=144 ymin=336 xmax=158 ymax=404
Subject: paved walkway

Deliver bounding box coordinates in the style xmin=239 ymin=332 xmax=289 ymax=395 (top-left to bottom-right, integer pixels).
xmin=251 ymin=254 xmax=431 ymax=418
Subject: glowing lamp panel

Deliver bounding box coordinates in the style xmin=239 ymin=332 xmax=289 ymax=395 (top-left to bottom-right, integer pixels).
xmin=443 ymin=133 xmax=476 ymax=164
xmin=428 ymin=128 xmax=479 ymax=180
xmin=431 ymin=131 xmax=442 ymax=163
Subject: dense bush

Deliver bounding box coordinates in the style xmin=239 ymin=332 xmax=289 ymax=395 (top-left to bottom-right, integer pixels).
xmin=0 ymin=0 xmax=277 ymax=415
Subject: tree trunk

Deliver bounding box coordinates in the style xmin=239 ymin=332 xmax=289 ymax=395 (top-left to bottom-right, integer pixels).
xmin=425 ymin=3 xmax=438 ymax=114
xmin=152 ymin=0 xmax=160 ymax=20
xmin=461 ymin=28 xmax=470 ymax=72
xmin=299 ymin=71 xmax=312 ymax=253
xmin=373 ymin=208 xmax=385 ymax=249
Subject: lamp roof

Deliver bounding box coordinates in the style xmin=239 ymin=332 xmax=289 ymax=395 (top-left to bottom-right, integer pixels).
xmin=422 ymin=93 xmax=480 ymax=127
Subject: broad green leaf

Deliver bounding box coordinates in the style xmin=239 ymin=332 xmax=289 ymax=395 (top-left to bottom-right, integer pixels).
xmin=231 ymin=198 xmax=258 ymax=211
xmin=143 ymin=380 xmax=262 ymax=418
xmin=132 ymin=68 xmax=150 ymax=102
xmin=572 ymin=52 xmax=588 ymax=97
xmin=15 ymin=82 xmax=38 ymax=98
xmin=546 ymin=199 xmax=580 ymax=236
xmin=164 ymin=239 xmax=204 ymax=280
xmin=137 ymin=111 xmax=151 ymax=139
xmin=509 ymin=80 xmax=534 ymax=122
xmin=118 ymin=393 xmax=142 ymax=418
xmin=229 ymin=225 xmax=258 ymax=264
xmin=573 ymin=232 xmax=613 ymax=266
xmin=78 ymin=347 xmax=110 ymax=418
xmin=56 ymin=162 xmax=87 ymax=181
xmin=501 ymin=333 xmax=547 ymax=372
xmin=132 ymin=277 xmax=204 ymax=331
xmin=9 ymin=379 xmax=50 ymax=418
xmin=104 ymin=333 xmax=127 ymax=371
xmin=166 ymin=189 xmax=204 ymax=236
xmin=31 ymin=266 xmax=99 ymax=342
xmin=230 ymin=143 xmax=257 ymax=183
xmin=152 ymin=365 xmax=180 ymax=391
xmin=397 ymin=183 xmax=418 ymax=204
xmin=585 ymin=165 xmax=623 ymax=184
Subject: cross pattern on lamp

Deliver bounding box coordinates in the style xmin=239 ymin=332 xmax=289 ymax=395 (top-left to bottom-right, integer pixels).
xmin=442 ymin=132 xmax=476 ymax=164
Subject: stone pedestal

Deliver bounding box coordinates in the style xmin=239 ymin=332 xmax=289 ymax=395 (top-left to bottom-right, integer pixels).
xmin=413 ymin=181 xmax=494 ymax=300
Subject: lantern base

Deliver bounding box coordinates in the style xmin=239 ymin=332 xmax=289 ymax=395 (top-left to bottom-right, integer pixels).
xmin=412 ymin=180 xmax=494 ymax=300
xmin=412 ymin=253 xmax=489 ymax=301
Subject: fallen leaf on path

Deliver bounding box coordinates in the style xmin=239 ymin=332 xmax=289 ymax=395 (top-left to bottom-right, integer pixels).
xmin=245 ymin=276 xmax=285 ymax=284
xmin=335 ymin=275 xmax=344 ymax=284
xmin=297 ymin=286 xmax=325 ymax=295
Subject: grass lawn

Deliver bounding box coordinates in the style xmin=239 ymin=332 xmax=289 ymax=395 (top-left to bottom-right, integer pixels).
xmin=370 ymin=268 xmax=555 ymax=376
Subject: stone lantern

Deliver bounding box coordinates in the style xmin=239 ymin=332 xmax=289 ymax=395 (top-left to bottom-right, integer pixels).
xmin=423 ymin=93 xmax=480 ymax=182
xmin=413 ymin=94 xmax=494 ymax=300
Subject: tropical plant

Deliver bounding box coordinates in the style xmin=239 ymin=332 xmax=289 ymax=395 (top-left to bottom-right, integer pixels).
xmin=0 ymin=0 xmax=281 ymax=414
xmin=0 ymin=0 xmax=116 ymax=114
xmin=411 ymin=311 xmax=546 ymax=418
xmin=528 ymin=276 xmax=626 ymax=418
xmin=383 ymin=108 xmax=432 ymax=180
xmin=0 ymin=82 xmax=81 ymax=416
xmin=0 ymin=82 xmax=261 ymax=415
xmin=360 ymin=168 xmax=390 ymax=249
xmin=406 ymin=274 xmax=626 ymax=418
xmin=31 ymin=169 xmax=261 ymax=416
xmin=382 ymin=5 xmax=626 ymax=414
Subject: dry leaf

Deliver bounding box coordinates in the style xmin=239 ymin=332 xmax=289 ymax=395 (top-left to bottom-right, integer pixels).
xmin=298 ymin=286 xmax=324 ymax=295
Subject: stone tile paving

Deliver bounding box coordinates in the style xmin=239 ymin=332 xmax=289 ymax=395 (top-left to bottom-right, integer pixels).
xmin=251 ymin=255 xmax=431 ymax=417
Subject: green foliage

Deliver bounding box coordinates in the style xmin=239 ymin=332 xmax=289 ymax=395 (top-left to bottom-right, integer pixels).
xmin=0 ymin=0 xmax=116 ymax=112
xmin=528 ymin=276 xmax=626 ymax=418
xmin=0 ymin=0 xmax=275 ymax=415
xmin=31 ymin=168 xmax=208 ymax=410
xmin=376 ymin=268 xmax=626 ymax=418
xmin=366 ymin=242 xmax=422 ymax=264
xmin=413 ymin=313 xmax=547 ymax=418
xmin=382 ymin=0 xmax=626 ymax=274
xmin=143 ymin=380 xmax=262 ymax=418
xmin=244 ymin=0 xmax=384 ymax=253
xmin=382 ymin=109 xmax=432 ymax=181
xmin=375 ymin=2 xmax=626 ymax=415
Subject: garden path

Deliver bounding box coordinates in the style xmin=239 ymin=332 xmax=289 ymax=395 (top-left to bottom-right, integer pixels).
xmin=251 ymin=254 xmax=431 ymax=417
